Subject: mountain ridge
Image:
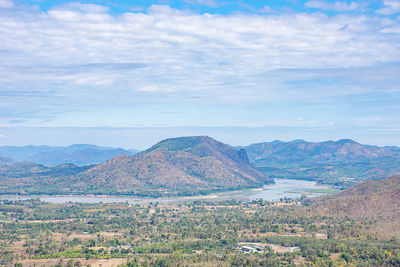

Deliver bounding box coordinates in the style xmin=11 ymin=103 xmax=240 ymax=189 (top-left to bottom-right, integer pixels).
xmin=244 ymin=139 xmax=400 ymax=187
xmin=1 ymin=137 xmax=400 ymax=196
xmin=0 ymin=144 xmax=138 ymax=166
xmin=65 ymin=136 xmax=273 ymax=196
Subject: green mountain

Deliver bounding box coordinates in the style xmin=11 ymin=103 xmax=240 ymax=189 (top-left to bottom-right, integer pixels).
xmin=0 ymin=144 xmax=138 ymax=166
xmin=61 ymin=136 xmax=273 ymax=197
xmin=244 ymin=139 xmax=400 ymax=187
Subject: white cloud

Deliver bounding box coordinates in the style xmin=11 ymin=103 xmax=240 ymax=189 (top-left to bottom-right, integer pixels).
xmin=360 ymin=117 xmax=391 ymax=122
xmin=139 ymin=85 xmax=174 ymax=93
xmin=48 ymin=2 xmax=111 ymax=22
xmin=305 ymin=0 xmax=359 ymax=11
xmin=260 ymin=6 xmax=274 ymax=13
xmin=73 ymin=76 xmax=115 ymax=86
xmin=0 ymin=134 xmax=5 ymax=138
xmin=183 ymin=0 xmax=219 ymax=8
xmin=0 ymin=0 xmax=13 ymax=8
xmin=0 ymin=5 xmax=398 ymax=90
xmin=0 ymin=3 xmax=399 ymax=126
xmin=376 ymin=0 xmax=400 ymax=15
xmin=52 ymin=2 xmax=109 ymax=13
xmin=139 ymin=85 xmax=162 ymax=92
xmin=129 ymin=6 xmax=145 ymax=12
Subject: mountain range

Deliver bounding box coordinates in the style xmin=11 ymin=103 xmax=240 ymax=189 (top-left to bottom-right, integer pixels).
xmin=0 ymin=161 xmax=93 ymax=195
xmin=1 ymin=137 xmax=400 ymax=196
xmin=60 ymin=136 xmax=272 ymax=196
xmin=0 ymin=144 xmax=138 ymax=166
xmin=243 ymin=139 xmax=400 ymax=187
xmin=0 ymin=136 xmax=272 ymax=196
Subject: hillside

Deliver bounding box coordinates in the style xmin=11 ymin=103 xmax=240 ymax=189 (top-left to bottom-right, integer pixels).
xmin=0 ymin=156 xmax=13 ymax=164
xmin=0 ymin=144 xmax=137 ymax=166
xmin=306 ymin=175 xmax=400 ymax=238
xmin=244 ymin=139 xmax=400 ymax=187
xmin=0 ymin=161 xmax=93 ymax=195
xmin=3 ymin=137 xmax=399 ymax=196
xmin=64 ymin=136 xmax=273 ymax=196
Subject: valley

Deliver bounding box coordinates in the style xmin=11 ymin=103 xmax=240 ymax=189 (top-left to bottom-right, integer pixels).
xmin=0 ymin=178 xmax=333 ymax=204
xmin=1 ymin=137 xmax=399 ymax=198
xmin=2 ymin=0 xmax=399 ymax=265
xmin=1 ymin=177 xmax=400 ymax=266
xmin=1 ymin=137 xmax=400 ymax=266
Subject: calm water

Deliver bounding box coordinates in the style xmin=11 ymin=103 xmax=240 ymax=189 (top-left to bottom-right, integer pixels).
xmin=1 ymin=179 xmax=333 ymax=204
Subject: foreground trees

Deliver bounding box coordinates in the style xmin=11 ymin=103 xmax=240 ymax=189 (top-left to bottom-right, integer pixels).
xmin=0 ymin=199 xmax=399 ymax=266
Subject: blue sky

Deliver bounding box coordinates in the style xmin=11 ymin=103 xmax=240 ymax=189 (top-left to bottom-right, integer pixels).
xmin=0 ymin=0 xmax=399 ymax=149
xmin=9 ymin=0 xmax=392 ymax=15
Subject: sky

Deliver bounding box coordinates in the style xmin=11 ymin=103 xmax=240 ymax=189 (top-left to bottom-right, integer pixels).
xmin=0 ymin=0 xmax=399 ymax=149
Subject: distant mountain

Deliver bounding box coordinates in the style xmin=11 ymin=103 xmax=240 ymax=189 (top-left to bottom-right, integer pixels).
xmin=0 ymin=144 xmax=138 ymax=166
xmin=3 ymin=137 xmax=399 ymax=196
xmin=0 ymin=161 xmax=93 ymax=195
xmin=61 ymin=136 xmax=273 ymax=197
xmin=244 ymin=139 xmax=400 ymax=187
xmin=307 ymin=175 xmax=400 ymax=239
xmin=0 ymin=161 xmax=93 ymax=179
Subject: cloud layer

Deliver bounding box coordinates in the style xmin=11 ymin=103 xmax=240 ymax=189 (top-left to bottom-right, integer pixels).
xmin=305 ymin=1 xmax=360 ymax=11
xmin=0 ymin=1 xmax=399 ymax=134
xmin=376 ymin=0 xmax=400 ymax=15
xmin=0 ymin=0 xmax=13 ymax=8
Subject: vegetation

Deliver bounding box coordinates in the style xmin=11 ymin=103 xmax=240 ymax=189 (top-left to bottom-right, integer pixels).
xmin=244 ymin=139 xmax=400 ymax=187
xmin=0 ymin=136 xmax=273 ymax=197
xmin=1 ymin=138 xmax=400 ymax=266
xmin=0 ymin=162 xmax=93 ymax=196
xmin=2 ymin=137 xmax=400 ymax=197
xmin=1 ymin=194 xmax=399 ymax=266
xmin=306 ymin=175 xmax=400 ymax=239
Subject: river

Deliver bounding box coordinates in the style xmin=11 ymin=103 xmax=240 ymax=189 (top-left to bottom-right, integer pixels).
xmin=0 ymin=179 xmax=334 ymax=204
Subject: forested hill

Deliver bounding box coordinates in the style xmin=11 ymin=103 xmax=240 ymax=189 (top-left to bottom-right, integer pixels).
xmin=67 ymin=136 xmax=273 ymax=197
xmin=244 ymin=139 xmax=400 ymax=186
xmin=0 ymin=161 xmax=93 ymax=195
xmin=306 ymin=175 xmax=400 ymax=238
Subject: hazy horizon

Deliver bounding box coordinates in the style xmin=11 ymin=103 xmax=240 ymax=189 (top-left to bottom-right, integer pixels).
xmin=0 ymin=126 xmax=399 ymax=150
